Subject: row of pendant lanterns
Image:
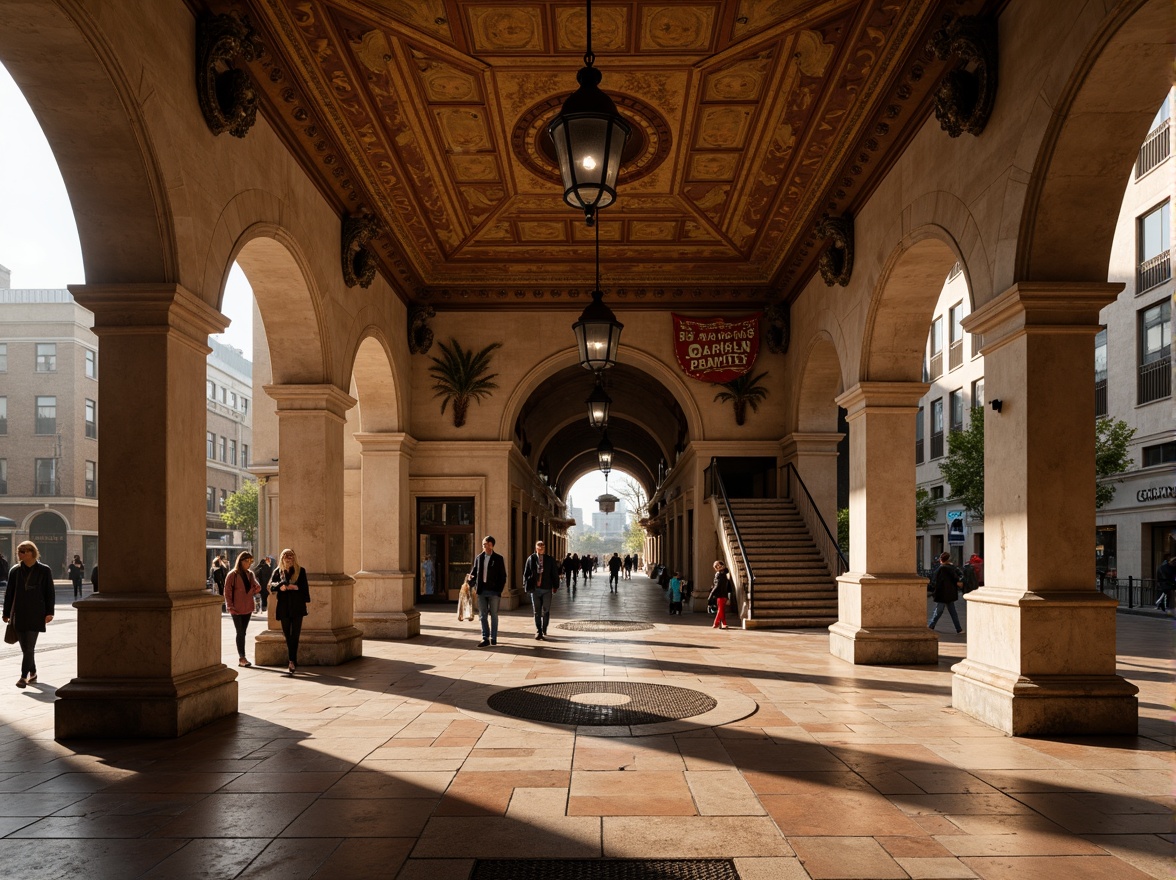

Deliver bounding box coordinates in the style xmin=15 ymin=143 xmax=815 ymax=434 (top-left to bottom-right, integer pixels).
xmin=549 ymin=0 xmax=627 ymax=476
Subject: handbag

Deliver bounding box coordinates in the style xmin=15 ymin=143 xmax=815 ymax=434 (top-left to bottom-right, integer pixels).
xmin=457 ymin=581 xmax=476 ymax=622
xmin=4 ymin=622 xmax=16 ymax=645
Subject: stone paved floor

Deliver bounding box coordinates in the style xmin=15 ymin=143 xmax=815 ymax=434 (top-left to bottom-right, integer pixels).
xmin=0 ymin=575 xmax=1171 ymax=879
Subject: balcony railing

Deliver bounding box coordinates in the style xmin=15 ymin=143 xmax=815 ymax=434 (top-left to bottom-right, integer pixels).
xmin=1136 ymin=120 xmax=1171 ymax=178
xmin=929 ymin=352 xmax=943 ymax=380
xmin=948 ymin=339 xmax=963 ymax=371
xmin=1137 ymin=249 xmax=1171 ymax=293
xmin=1138 ymin=355 xmax=1171 ymax=404
xmin=1094 ymin=378 xmax=1108 ymax=418
xmin=915 ymin=438 xmax=924 ymax=464
xmin=930 ymin=430 xmax=944 ymax=459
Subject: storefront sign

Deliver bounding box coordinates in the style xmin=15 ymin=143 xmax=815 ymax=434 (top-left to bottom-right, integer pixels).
xmin=1137 ymin=485 xmax=1176 ymax=503
xmin=672 ymin=313 xmax=761 ymax=383
xmin=947 ymin=510 xmax=966 ymax=545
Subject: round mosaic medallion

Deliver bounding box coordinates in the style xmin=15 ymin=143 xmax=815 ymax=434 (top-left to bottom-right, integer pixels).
xmin=486 ymin=681 xmax=717 ymax=727
xmin=556 ymin=619 xmax=654 ymax=632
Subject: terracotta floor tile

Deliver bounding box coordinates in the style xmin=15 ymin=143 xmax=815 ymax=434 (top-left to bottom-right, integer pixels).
xmin=761 ymin=791 xmax=926 ymax=837
xmin=140 ymin=838 xmax=270 ymax=879
xmin=322 ymin=770 xmax=454 ymax=799
xmin=602 ymin=816 xmax=792 ymax=858
xmin=743 ymin=770 xmax=873 ymax=796
xmin=0 ymin=838 xmax=185 ymax=879
xmin=1081 ymin=833 xmax=1176 ymax=878
xmin=237 ymin=837 xmax=343 ymax=879
xmin=282 ymin=797 xmax=437 ymax=837
xmin=894 ymin=856 xmax=978 ymax=879
xmin=153 ymin=792 xmax=318 ymax=838
xmin=221 ymin=772 xmax=347 ymax=793
xmin=309 ymin=837 xmax=415 ymax=878
xmin=393 ymin=858 xmax=477 ymax=880
xmin=790 ymin=836 xmax=907 ymax=879
xmin=958 ymin=854 xmax=1156 ymax=879
xmin=731 ymin=856 xmax=813 ymax=880
xmin=685 ymin=769 xmax=766 ymax=816
xmin=877 ymin=835 xmax=956 ymax=858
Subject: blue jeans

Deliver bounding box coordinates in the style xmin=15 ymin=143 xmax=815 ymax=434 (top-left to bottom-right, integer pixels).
xmin=530 ymin=589 xmax=552 ymax=634
xmin=929 ymin=601 xmax=962 ymax=632
xmin=478 ymin=593 xmax=501 ymax=641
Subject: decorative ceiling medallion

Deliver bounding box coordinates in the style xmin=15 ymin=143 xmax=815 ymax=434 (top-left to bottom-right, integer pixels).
xmin=196 ymin=12 xmax=265 ymax=138
xmin=512 ymin=93 xmax=671 ymax=187
xmin=927 ymin=15 xmax=998 ymax=138
xmin=342 ymin=213 xmax=382 ymax=288
xmin=815 ymin=213 xmax=854 ymax=287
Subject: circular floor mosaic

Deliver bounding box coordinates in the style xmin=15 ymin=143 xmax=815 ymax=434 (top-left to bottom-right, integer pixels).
xmin=486 ymin=681 xmax=717 ymax=727
xmin=555 ymin=620 xmax=654 ymax=632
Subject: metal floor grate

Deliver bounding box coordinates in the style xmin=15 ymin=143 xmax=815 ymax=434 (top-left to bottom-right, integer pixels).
xmin=556 ymin=620 xmax=654 ymax=632
xmin=486 ymin=681 xmax=717 ymax=726
xmin=472 ymin=860 xmax=738 ymax=880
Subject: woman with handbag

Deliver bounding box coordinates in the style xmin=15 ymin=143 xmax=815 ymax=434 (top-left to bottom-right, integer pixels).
xmin=708 ymin=560 xmax=732 ymax=631
xmin=224 ymin=551 xmax=262 ymax=668
xmin=3 ymin=541 xmax=55 ymax=688
xmin=270 ymin=548 xmax=310 ymax=675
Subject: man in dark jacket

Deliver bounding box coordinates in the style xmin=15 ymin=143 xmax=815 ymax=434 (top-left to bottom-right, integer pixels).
xmin=253 ymin=555 xmax=274 ymax=612
xmin=928 ymin=551 xmax=964 ymax=634
xmin=469 ymin=536 xmax=507 ymax=646
xmin=607 ymin=553 xmax=623 ymax=592
xmin=523 ymin=540 xmax=560 ymax=640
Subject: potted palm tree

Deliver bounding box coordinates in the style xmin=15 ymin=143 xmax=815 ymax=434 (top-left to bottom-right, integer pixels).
xmin=428 ymin=338 xmax=502 ymax=428
xmin=714 ymin=371 xmax=769 ymax=426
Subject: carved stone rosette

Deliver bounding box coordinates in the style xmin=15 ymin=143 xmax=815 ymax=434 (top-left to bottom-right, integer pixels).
xmin=342 ymin=213 xmax=382 ymax=288
xmin=816 ymin=213 xmax=854 ymax=287
xmin=764 ymin=300 xmax=791 ymax=354
xmin=196 ymin=13 xmax=264 ymax=138
xmin=927 ymin=15 xmax=998 ymax=138
xmin=408 ymin=305 xmax=436 ymax=354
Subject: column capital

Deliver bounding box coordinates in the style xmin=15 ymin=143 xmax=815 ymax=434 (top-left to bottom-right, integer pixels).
xmin=780 ymin=432 xmax=844 ymax=459
xmin=353 ymin=432 xmax=419 ymax=455
xmin=264 ymin=384 xmax=356 ymax=421
xmin=69 ymin=283 xmax=228 ymax=348
xmin=836 ymin=381 xmax=928 ymax=416
xmin=962 ymin=282 xmax=1122 ymax=351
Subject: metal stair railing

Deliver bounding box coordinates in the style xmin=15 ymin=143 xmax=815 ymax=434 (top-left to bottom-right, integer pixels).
xmin=784 ymin=462 xmax=848 ymax=579
xmin=705 ymin=458 xmax=755 ymax=620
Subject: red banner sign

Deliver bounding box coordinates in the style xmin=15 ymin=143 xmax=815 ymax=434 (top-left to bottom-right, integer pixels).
xmin=672 ymin=313 xmax=761 ymax=384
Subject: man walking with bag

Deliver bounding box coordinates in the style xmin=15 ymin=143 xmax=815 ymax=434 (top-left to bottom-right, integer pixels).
xmin=469 ymin=536 xmax=507 ymax=646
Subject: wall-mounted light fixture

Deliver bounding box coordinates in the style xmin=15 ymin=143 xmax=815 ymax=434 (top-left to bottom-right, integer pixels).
xmin=990 ymin=399 xmax=1002 ymax=413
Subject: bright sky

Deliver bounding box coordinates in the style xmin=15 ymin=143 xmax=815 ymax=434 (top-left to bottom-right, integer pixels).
xmin=0 ymin=62 xmax=255 ymax=358
xmin=566 ymin=471 xmax=644 ymax=518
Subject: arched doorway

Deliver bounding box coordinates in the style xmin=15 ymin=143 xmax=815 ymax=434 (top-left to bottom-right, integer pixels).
xmin=27 ymin=511 xmax=67 ymax=579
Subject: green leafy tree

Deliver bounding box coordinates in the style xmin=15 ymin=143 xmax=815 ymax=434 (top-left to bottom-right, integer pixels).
xmin=713 ymin=371 xmax=769 ymax=426
xmin=940 ymin=406 xmax=985 ymax=517
xmin=837 ymin=507 xmax=849 ymax=555
xmin=915 ymin=488 xmax=937 ymax=530
xmin=427 ymin=338 xmax=502 ymax=428
xmin=623 ymin=516 xmax=645 ymax=556
xmin=221 ymin=479 xmax=259 ymax=545
xmin=1095 ymin=417 xmax=1135 ymax=508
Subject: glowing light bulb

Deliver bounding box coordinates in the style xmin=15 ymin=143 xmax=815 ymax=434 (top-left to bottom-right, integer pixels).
xmin=581 ymin=155 xmax=597 ymax=171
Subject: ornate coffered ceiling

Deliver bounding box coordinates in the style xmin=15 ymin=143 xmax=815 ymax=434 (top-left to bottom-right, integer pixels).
xmin=213 ymin=0 xmax=986 ymax=307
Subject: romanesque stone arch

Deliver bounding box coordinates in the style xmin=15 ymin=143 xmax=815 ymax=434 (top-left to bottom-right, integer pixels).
xmin=346 ymin=328 xmax=403 ymax=434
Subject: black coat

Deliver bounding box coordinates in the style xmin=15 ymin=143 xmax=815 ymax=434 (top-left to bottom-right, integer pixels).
xmin=68 ymin=562 xmax=85 ymax=586
xmin=270 ymin=566 xmax=310 ymax=620
xmin=4 ymin=561 xmax=56 ymax=632
xmin=253 ymin=560 xmax=274 ymax=591
xmin=708 ymin=569 xmax=733 ymax=603
xmin=932 ymin=564 xmax=962 ymax=603
xmin=469 ymin=551 xmax=507 ymax=595
xmin=523 ymin=553 xmax=561 ymax=592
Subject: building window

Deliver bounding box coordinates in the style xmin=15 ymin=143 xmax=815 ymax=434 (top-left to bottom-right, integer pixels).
xmin=35 ymin=343 xmax=56 ymax=372
xmin=1137 ymin=201 xmax=1171 ymax=292
xmin=218 ymin=437 xmax=227 ymax=462
xmin=241 ymin=398 xmax=249 ymax=415
xmin=219 ymin=489 xmax=227 ymax=511
xmin=207 ymin=487 xmax=215 ymax=513
xmin=0 ymin=397 xmax=5 ymax=435
xmin=85 ymin=460 xmax=96 ymax=498
xmin=930 ymin=398 xmax=944 ymax=459
xmin=1143 ymin=442 xmax=1176 ymax=467
xmin=207 ymin=432 xmax=216 ymax=459
xmin=84 ymin=399 xmax=97 ymax=439
xmin=0 ymin=459 xmax=6 ymax=495
xmin=241 ymin=444 xmax=249 ymax=468
xmin=230 ymin=392 xmax=237 ymax=409
xmin=915 ymin=406 xmax=924 ymax=465
xmin=971 ymin=378 xmax=985 ymax=411
xmin=948 ymin=302 xmax=964 ymax=371
xmin=35 ymin=396 xmax=56 ymax=435
xmin=84 ymin=349 xmax=97 ymax=379
xmin=207 ymin=380 xmax=216 ymax=400
xmin=34 ymin=458 xmax=56 ymax=496
xmin=220 ymin=387 xmax=227 ymax=404
xmin=930 ymin=485 xmax=944 ymax=500
xmin=1094 ymin=328 xmax=1107 ymax=418
xmin=928 ymin=317 xmax=943 ymax=380
xmin=1138 ymin=299 xmax=1171 ymax=404
xmin=228 ymin=439 xmax=237 ymax=466
xmin=0 ymin=342 xmax=7 ymax=372
xmin=949 ymin=389 xmax=964 ymax=433
xmin=1136 ymin=98 xmax=1171 ymax=179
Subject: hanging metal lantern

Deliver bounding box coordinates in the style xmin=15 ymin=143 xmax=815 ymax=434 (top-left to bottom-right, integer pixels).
xmin=585 ymin=374 xmax=612 ymax=429
xmin=597 ymin=429 xmax=614 ymax=474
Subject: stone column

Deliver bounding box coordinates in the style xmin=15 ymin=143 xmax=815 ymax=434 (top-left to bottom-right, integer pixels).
xmin=830 ymin=381 xmax=937 ymax=665
xmin=781 ymin=432 xmax=844 ymax=527
xmin=352 ymin=432 xmax=420 ymax=639
xmin=255 ymin=385 xmax=363 ymax=666
xmin=56 ymin=285 xmax=237 ymax=738
xmin=952 ymin=283 xmax=1137 ymax=735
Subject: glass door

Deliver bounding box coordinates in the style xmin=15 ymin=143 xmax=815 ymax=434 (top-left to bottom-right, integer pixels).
xmin=416 ymin=498 xmax=475 ymax=603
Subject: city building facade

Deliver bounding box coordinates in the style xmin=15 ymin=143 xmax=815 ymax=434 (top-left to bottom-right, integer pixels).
xmin=204 ymin=338 xmax=254 ymax=568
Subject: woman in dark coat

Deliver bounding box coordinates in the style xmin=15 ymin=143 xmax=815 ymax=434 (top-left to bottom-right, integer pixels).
xmin=708 ymin=560 xmax=733 ymax=630
xmin=928 ymin=551 xmax=964 ymax=634
xmin=3 ymin=541 xmax=55 ymax=688
xmin=68 ymin=555 xmax=85 ymax=599
xmin=270 ymin=548 xmax=310 ymax=675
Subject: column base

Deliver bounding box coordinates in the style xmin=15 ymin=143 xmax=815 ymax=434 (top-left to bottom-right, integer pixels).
xmin=355 ymin=610 xmax=420 ymax=639
xmin=55 ymin=666 xmax=238 ymax=739
xmin=255 ymin=626 xmax=363 ymax=667
xmin=829 ymin=573 xmax=939 ymax=665
xmin=500 ymin=588 xmax=525 ymax=611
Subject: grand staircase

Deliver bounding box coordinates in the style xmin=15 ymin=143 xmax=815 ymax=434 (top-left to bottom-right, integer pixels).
xmin=716 ymin=498 xmax=840 ymax=628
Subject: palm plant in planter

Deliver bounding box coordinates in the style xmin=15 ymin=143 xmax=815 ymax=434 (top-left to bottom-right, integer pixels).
xmin=428 ymin=338 xmax=502 ymax=428
xmin=714 ymin=370 xmax=769 ymax=426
